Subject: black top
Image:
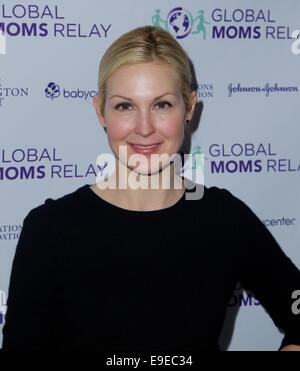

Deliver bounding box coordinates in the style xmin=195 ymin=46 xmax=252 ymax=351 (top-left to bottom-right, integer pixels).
xmin=2 ymin=183 xmax=300 ymax=351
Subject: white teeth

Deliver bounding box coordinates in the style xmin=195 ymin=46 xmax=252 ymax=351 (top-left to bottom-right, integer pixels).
xmin=133 ymin=144 xmax=158 ymax=149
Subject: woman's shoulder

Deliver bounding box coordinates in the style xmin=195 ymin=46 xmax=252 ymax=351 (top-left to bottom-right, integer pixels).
xmin=202 ymin=184 xmax=243 ymax=207
xmin=24 ymin=184 xmax=90 ymax=224
xmin=203 ymin=184 xmax=232 ymax=198
xmin=200 ymin=184 xmax=260 ymax=224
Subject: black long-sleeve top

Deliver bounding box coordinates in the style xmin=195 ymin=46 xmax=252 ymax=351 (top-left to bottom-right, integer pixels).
xmin=2 ymin=184 xmax=300 ymax=351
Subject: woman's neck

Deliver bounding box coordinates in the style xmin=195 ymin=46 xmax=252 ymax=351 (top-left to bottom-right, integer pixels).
xmin=93 ymin=161 xmax=186 ymax=211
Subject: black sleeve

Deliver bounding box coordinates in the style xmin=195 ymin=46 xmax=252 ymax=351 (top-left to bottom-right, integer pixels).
xmin=2 ymin=204 xmax=60 ymax=350
xmin=227 ymin=190 xmax=300 ymax=350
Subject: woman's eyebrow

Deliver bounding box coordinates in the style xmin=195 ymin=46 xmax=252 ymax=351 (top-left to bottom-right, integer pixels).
xmin=108 ymin=93 xmax=177 ymax=101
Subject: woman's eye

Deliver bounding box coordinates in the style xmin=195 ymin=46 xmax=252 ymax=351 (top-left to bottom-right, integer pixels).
xmin=114 ymin=101 xmax=172 ymax=111
xmin=155 ymin=101 xmax=172 ymax=109
xmin=114 ymin=103 xmax=132 ymax=111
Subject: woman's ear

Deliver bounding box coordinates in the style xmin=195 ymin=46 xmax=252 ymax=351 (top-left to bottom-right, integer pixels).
xmin=186 ymin=91 xmax=198 ymax=121
xmin=93 ymin=95 xmax=106 ymax=129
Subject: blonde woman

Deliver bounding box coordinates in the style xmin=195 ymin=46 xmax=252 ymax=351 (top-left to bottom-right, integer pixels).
xmin=2 ymin=26 xmax=300 ymax=352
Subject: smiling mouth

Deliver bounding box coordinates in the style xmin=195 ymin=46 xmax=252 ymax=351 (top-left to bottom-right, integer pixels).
xmin=128 ymin=143 xmax=162 ymax=155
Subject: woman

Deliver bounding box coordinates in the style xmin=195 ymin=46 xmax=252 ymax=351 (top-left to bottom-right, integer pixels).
xmin=2 ymin=25 xmax=300 ymax=352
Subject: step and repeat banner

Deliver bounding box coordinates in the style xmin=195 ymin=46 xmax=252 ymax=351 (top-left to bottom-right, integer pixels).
xmin=0 ymin=0 xmax=299 ymax=350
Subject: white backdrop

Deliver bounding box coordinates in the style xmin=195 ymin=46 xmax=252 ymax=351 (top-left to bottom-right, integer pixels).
xmin=0 ymin=0 xmax=299 ymax=350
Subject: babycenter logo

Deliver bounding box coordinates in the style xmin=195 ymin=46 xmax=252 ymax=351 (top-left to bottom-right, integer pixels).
xmin=44 ymin=81 xmax=97 ymax=101
xmin=45 ymin=82 xmax=60 ymax=100
xmin=0 ymin=30 xmax=6 ymax=54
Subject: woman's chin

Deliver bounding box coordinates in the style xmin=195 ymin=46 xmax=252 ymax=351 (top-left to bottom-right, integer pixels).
xmin=127 ymin=165 xmax=162 ymax=177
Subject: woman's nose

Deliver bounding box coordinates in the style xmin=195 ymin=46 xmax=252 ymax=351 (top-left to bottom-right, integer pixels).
xmin=134 ymin=110 xmax=156 ymax=136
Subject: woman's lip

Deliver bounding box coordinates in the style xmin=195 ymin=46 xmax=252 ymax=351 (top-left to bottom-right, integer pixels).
xmin=129 ymin=143 xmax=162 ymax=146
xmin=128 ymin=143 xmax=162 ymax=155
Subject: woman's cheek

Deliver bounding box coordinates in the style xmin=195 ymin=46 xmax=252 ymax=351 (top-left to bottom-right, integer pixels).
xmin=107 ymin=118 xmax=133 ymax=141
xmin=159 ymin=118 xmax=184 ymax=139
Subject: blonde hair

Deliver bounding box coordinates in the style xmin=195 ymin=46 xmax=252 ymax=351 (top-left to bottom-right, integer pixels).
xmin=97 ymin=25 xmax=194 ymax=117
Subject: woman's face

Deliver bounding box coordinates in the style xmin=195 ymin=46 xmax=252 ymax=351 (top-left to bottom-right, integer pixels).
xmin=93 ymin=62 xmax=196 ymax=176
